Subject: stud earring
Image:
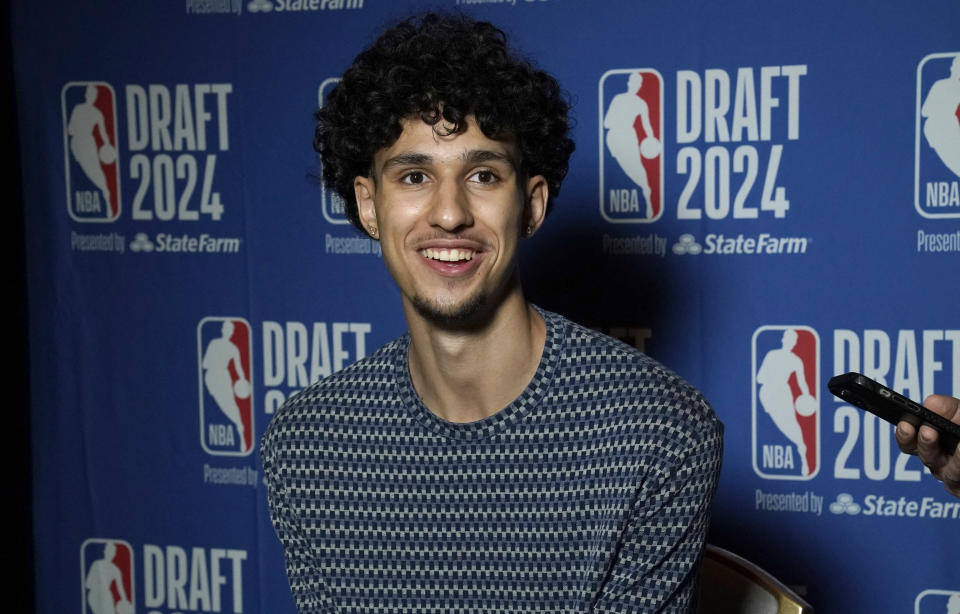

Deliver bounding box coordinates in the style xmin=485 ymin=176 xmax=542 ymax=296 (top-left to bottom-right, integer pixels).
xmin=368 ymin=226 xmax=378 ymax=238
xmin=525 ymin=225 xmax=533 ymax=237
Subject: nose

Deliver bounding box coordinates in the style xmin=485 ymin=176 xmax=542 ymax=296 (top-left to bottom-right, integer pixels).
xmin=426 ymin=178 xmax=473 ymax=232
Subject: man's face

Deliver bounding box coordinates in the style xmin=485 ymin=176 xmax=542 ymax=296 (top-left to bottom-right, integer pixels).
xmin=354 ymin=116 xmax=547 ymax=327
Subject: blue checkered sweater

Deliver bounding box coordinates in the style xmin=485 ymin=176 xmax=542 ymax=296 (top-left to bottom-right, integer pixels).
xmin=261 ymin=309 xmax=723 ymax=613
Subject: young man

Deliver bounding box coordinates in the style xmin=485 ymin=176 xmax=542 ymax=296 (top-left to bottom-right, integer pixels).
xmin=261 ymin=13 xmax=723 ymax=613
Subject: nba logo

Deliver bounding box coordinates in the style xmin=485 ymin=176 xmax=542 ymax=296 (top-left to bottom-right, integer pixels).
xmin=599 ymin=69 xmax=664 ymax=223
xmin=318 ymin=78 xmax=349 ymax=225
xmin=198 ymin=317 xmax=254 ymax=456
xmin=751 ymin=325 xmax=820 ymax=480
xmin=61 ymin=82 xmax=121 ymax=222
xmin=80 ymin=538 xmax=134 ymax=614
xmin=915 ymin=590 xmax=960 ymax=614
xmin=915 ymin=52 xmax=960 ymax=218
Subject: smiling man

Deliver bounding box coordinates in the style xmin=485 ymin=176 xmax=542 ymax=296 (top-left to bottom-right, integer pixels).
xmin=261 ymin=13 xmax=723 ymax=613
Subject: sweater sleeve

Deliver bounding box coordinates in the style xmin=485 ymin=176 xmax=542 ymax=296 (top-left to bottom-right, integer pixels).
xmin=261 ymin=427 xmax=335 ymax=614
xmin=591 ymin=405 xmax=724 ymax=613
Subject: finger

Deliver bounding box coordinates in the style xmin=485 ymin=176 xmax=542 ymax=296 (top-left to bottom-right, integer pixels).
xmin=941 ymin=450 xmax=960 ymax=497
xmin=916 ymin=424 xmax=942 ymax=466
xmin=895 ymin=421 xmax=919 ymax=454
xmin=923 ymin=394 xmax=960 ymax=423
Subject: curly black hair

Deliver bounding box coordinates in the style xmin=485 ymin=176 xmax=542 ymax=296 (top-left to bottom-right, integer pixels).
xmin=314 ymin=13 xmax=575 ymax=231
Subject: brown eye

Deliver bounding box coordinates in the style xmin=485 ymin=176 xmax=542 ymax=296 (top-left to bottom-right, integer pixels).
xmin=470 ymin=170 xmax=497 ymax=184
xmin=401 ymin=171 xmax=426 ymax=185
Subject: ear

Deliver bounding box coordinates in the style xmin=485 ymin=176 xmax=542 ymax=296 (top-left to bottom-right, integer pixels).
xmin=354 ymin=176 xmax=378 ymax=239
xmin=521 ymin=175 xmax=548 ymax=237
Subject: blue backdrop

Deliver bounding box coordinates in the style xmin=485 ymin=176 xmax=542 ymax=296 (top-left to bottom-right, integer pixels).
xmin=15 ymin=1 xmax=960 ymax=612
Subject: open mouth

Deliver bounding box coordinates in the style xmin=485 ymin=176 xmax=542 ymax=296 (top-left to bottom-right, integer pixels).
xmin=418 ymin=248 xmax=475 ymax=262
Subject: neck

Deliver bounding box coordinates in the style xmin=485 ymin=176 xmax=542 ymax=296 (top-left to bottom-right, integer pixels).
xmin=404 ymin=288 xmax=546 ymax=423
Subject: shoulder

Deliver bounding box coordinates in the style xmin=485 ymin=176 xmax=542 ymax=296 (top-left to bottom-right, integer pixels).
xmin=547 ymin=312 xmax=722 ymax=452
xmin=259 ymin=335 xmax=406 ymax=461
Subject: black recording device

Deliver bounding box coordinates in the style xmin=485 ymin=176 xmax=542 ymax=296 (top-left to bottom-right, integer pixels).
xmin=828 ymin=372 xmax=960 ymax=454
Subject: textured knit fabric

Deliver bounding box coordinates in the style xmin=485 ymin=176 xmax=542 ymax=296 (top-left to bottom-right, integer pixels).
xmin=261 ymin=308 xmax=723 ymax=614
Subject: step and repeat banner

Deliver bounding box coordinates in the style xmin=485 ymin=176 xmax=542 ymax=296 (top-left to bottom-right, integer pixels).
xmin=14 ymin=1 xmax=959 ymax=612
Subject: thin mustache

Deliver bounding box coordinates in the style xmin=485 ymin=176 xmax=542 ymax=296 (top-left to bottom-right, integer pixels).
xmin=410 ymin=231 xmax=489 ymax=245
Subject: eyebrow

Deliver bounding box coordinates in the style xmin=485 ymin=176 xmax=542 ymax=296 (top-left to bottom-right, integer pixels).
xmin=380 ymin=152 xmax=432 ymax=171
xmin=464 ymin=149 xmax=515 ymax=166
xmin=379 ymin=149 xmax=518 ymax=173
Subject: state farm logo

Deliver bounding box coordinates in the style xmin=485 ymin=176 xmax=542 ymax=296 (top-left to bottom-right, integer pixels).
xmin=828 ymin=492 xmax=861 ymax=515
xmin=670 ymin=232 xmax=809 ymax=255
xmin=599 ymin=69 xmax=664 ymax=223
xmin=915 ymin=52 xmax=960 ymax=217
xmin=130 ymin=233 xmax=154 ymax=252
xmin=197 ymin=317 xmax=254 ymax=456
xmin=318 ymin=78 xmax=349 ymax=225
xmin=751 ymin=325 xmax=820 ymax=480
xmin=671 ymin=234 xmax=702 ymax=255
xmin=62 ymin=82 xmax=122 ymax=222
xmin=81 ymin=538 xmax=135 ymax=614
xmin=246 ymin=0 xmax=364 ymax=13
xmin=829 ymin=492 xmax=960 ymax=520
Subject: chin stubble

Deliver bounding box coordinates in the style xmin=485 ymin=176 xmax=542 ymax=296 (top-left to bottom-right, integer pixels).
xmin=411 ymin=290 xmax=489 ymax=329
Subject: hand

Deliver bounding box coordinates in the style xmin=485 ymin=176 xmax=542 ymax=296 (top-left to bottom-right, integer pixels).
xmin=895 ymin=394 xmax=960 ymax=498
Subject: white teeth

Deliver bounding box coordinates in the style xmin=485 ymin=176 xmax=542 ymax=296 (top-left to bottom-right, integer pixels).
xmin=420 ymin=248 xmax=475 ymax=262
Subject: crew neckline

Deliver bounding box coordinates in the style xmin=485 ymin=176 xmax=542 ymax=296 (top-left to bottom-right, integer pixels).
xmin=394 ymin=305 xmax=565 ymax=441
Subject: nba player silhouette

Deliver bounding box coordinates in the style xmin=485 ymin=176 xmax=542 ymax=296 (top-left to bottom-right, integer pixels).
xmin=604 ymin=72 xmax=657 ymax=218
xmin=85 ymin=542 xmax=129 ymax=614
xmin=202 ymin=320 xmax=249 ymax=451
xmin=67 ymin=85 xmax=113 ymax=213
xmin=921 ymin=54 xmax=960 ymax=178
xmin=756 ymin=329 xmax=810 ymax=475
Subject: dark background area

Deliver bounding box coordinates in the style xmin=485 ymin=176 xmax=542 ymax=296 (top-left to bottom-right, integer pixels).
xmin=7 ymin=3 xmax=35 ymax=610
